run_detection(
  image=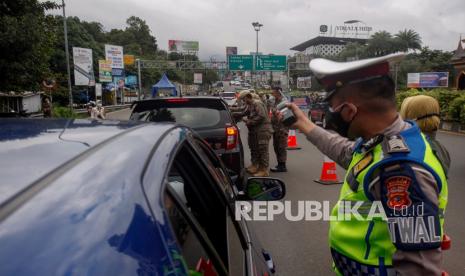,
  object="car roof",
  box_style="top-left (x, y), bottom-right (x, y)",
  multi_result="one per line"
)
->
top-left (0, 118), bottom-right (165, 205)
top-left (0, 119), bottom-right (189, 275)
